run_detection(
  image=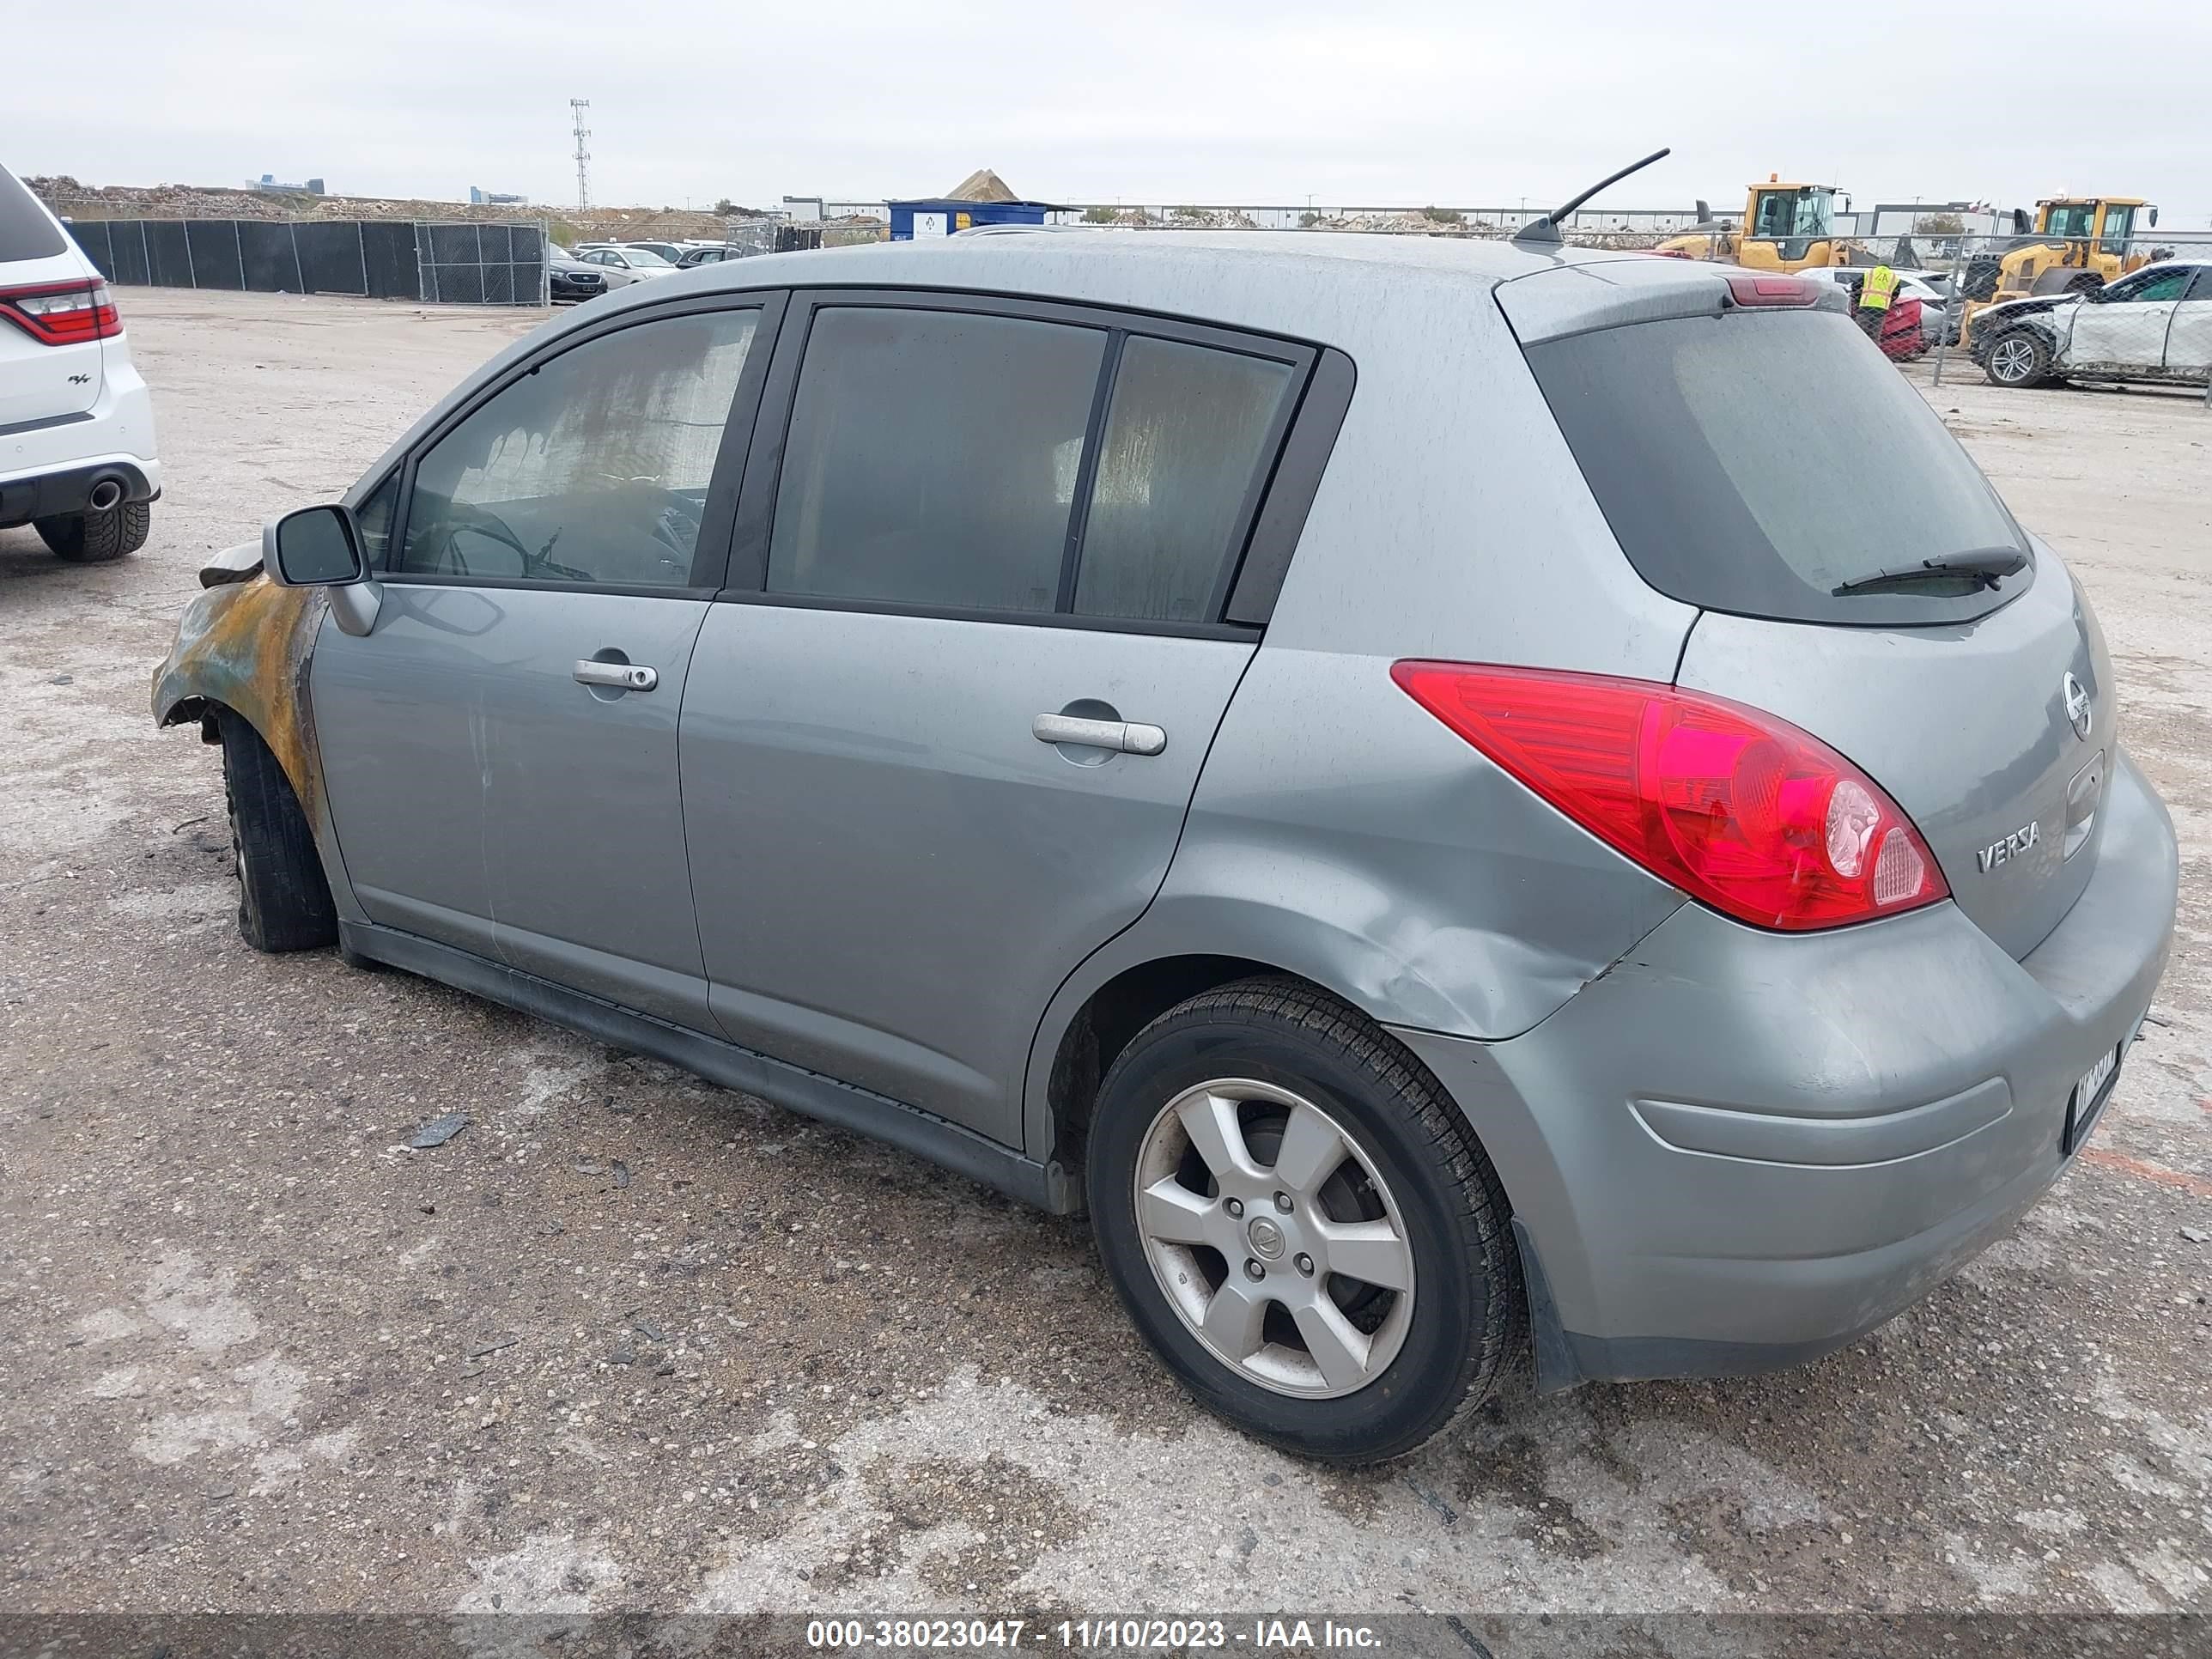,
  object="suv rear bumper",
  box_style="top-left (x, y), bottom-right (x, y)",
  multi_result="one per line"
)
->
top-left (0, 455), bottom-right (160, 527)
top-left (1394, 746), bottom-right (2179, 1386)
top-left (0, 341), bottom-right (159, 527)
